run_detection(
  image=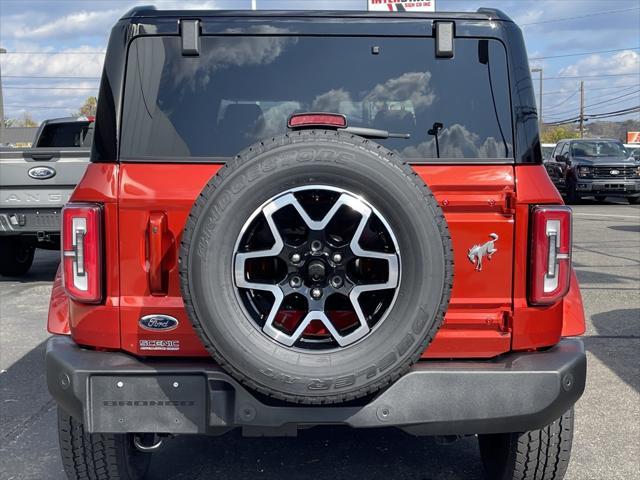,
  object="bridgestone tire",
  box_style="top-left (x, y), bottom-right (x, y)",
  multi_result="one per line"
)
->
top-left (180, 130), bottom-right (453, 404)
top-left (0, 237), bottom-right (35, 276)
top-left (478, 408), bottom-right (575, 480)
top-left (57, 408), bottom-right (151, 480)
